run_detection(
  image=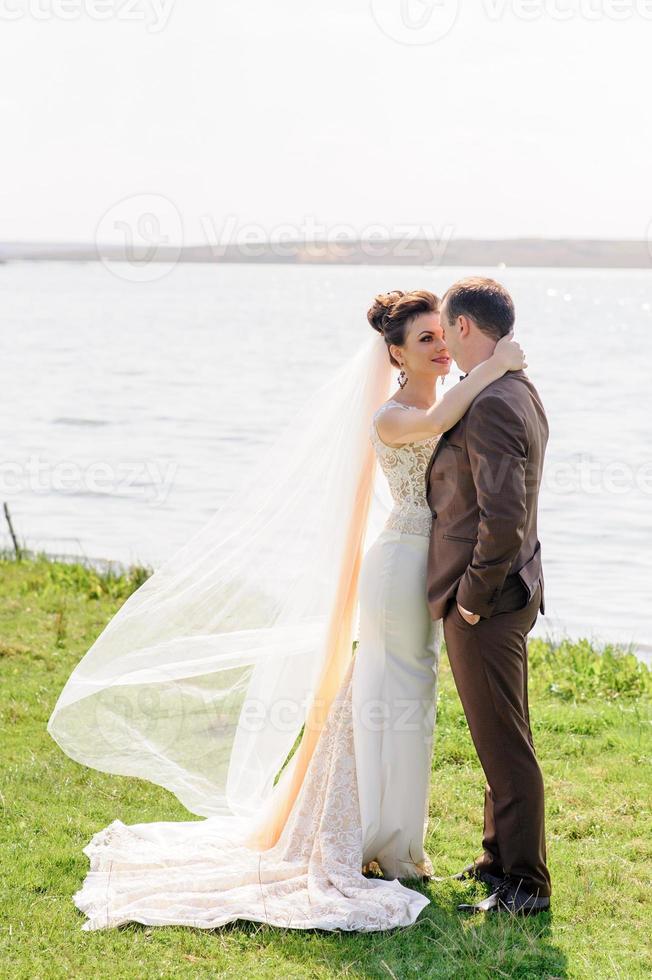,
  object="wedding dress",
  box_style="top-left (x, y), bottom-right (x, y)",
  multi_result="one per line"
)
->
top-left (71, 398), bottom-right (443, 932)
